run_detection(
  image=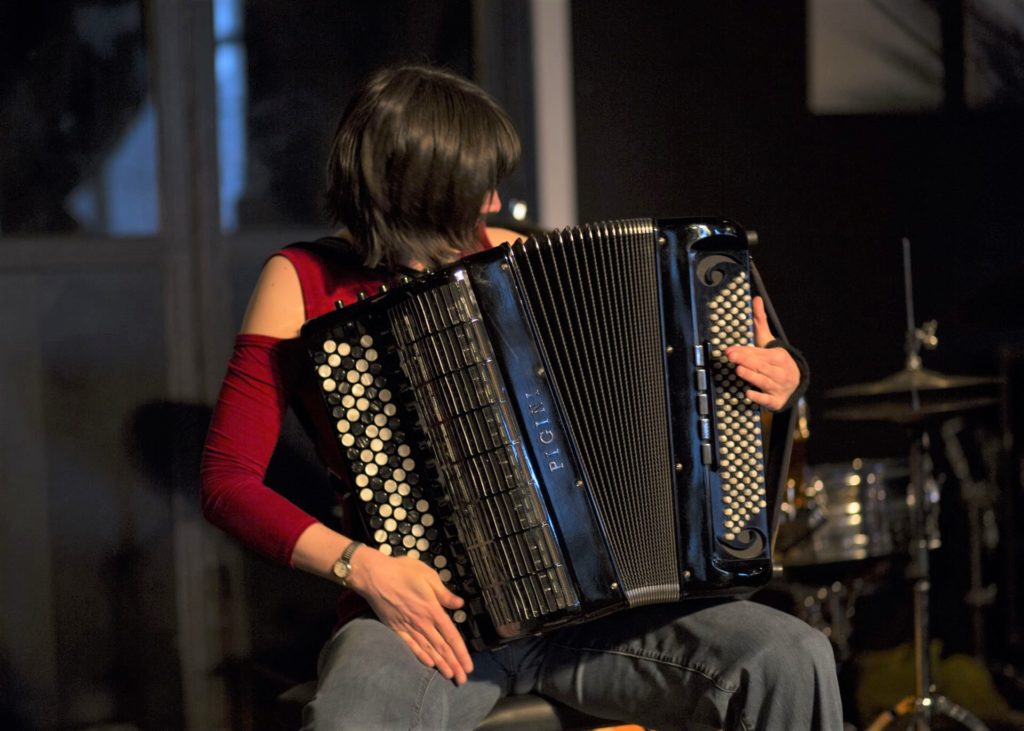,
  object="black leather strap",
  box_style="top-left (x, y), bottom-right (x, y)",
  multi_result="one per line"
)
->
top-left (765, 338), bottom-right (809, 411)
